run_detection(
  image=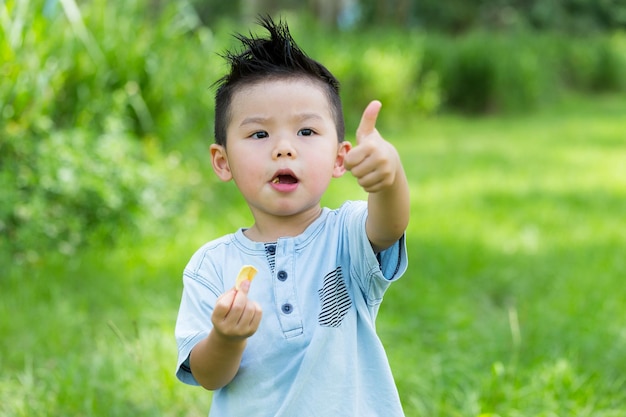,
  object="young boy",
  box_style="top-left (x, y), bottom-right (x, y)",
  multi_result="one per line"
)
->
top-left (175, 16), bottom-right (410, 416)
